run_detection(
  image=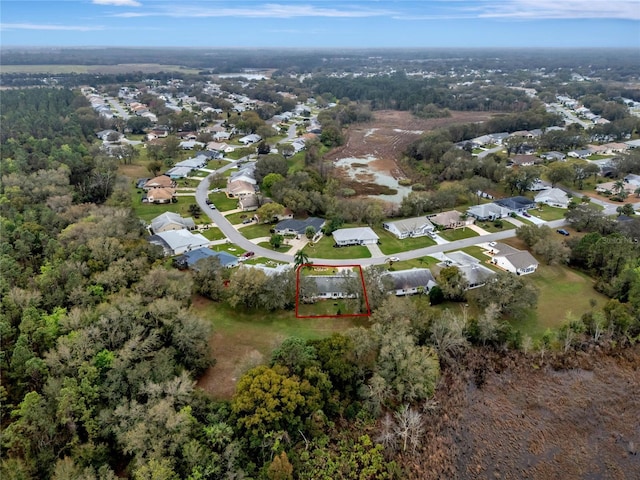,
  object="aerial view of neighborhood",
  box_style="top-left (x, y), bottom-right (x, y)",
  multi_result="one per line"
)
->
top-left (1, 1), bottom-right (639, 479)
